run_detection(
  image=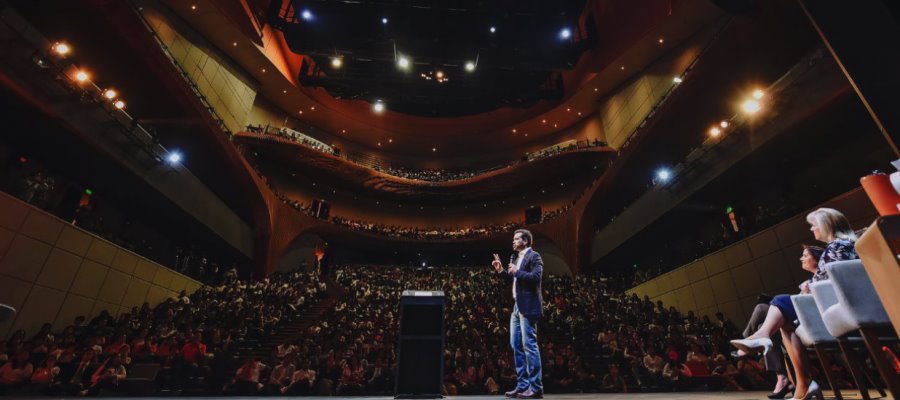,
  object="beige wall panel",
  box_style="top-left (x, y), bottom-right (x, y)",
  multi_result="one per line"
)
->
top-left (0, 275), bottom-right (33, 336)
top-left (69, 259), bottom-right (109, 298)
top-left (655, 274), bottom-right (673, 294)
top-left (730, 262), bottom-right (764, 299)
top-left (684, 261), bottom-right (707, 282)
top-left (747, 230), bottom-right (780, 258)
top-left (724, 243), bottom-right (753, 268)
top-left (133, 259), bottom-right (159, 282)
top-left (709, 271), bottom-right (738, 304)
top-left (774, 216), bottom-right (810, 248)
top-left (697, 307), bottom-right (717, 320)
top-left (13, 285), bottom-right (65, 335)
top-left (669, 269), bottom-right (690, 290)
top-left (169, 274), bottom-right (188, 293)
top-left (121, 278), bottom-right (151, 309)
top-left (36, 248), bottom-right (82, 291)
top-left (55, 226), bottom-right (92, 256)
top-left (702, 251), bottom-right (729, 276)
top-left (0, 227), bottom-right (14, 259)
top-left (97, 269), bottom-right (131, 304)
top-left (718, 299), bottom-right (747, 329)
top-left (145, 285), bottom-right (170, 305)
top-left (0, 234), bottom-right (52, 281)
top-left (53, 293), bottom-right (95, 329)
top-left (184, 281), bottom-right (201, 294)
top-left (691, 279), bottom-right (716, 310)
top-left (674, 285), bottom-right (696, 311)
top-left (0, 193), bottom-right (29, 230)
top-left (153, 266), bottom-right (174, 287)
top-left (753, 252), bottom-right (795, 292)
top-left (110, 249), bottom-right (138, 274)
top-left (85, 239), bottom-right (117, 265)
top-left (660, 292), bottom-right (676, 309)
top-left (19, 210), bottom-right (64, 244)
